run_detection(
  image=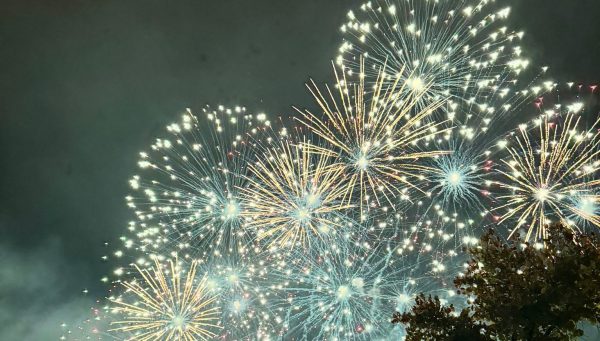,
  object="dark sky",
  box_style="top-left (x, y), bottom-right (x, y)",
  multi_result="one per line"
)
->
top-left (0, 0), bottom-right (599, 339)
